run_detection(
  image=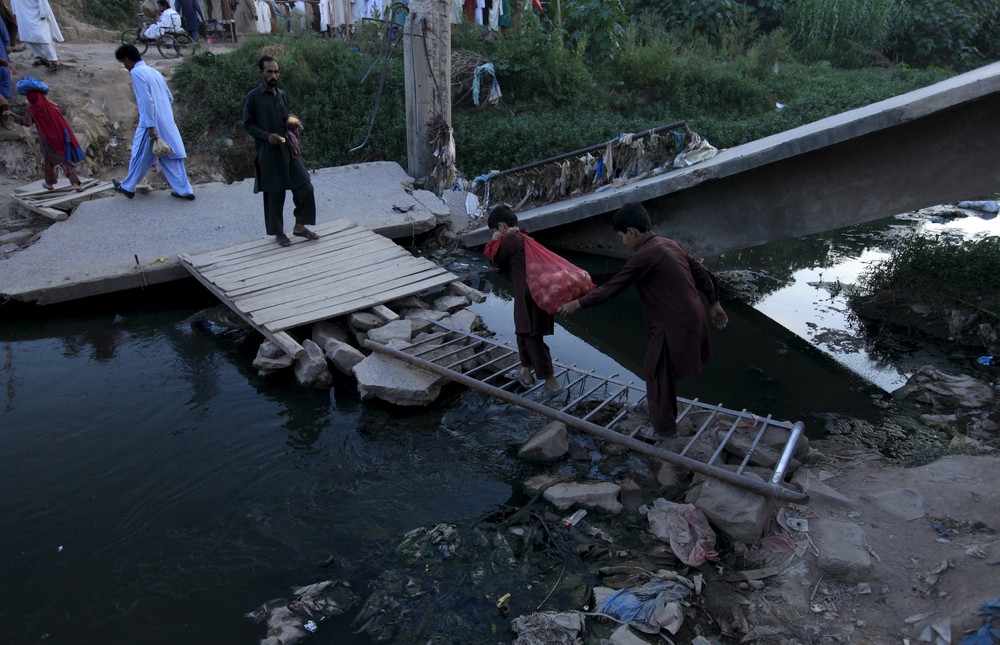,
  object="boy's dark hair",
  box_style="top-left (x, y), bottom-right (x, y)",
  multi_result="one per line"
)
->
top-left (115, 44), bottom-right (142, 63)
top-left (258, 55), bottom-right (277, 71)
top-left (157, 0), bottom-right (169, 7)
top-left (487, 205), bottom-right (518, 230)
top-left (612, 202), bottom-right (652, 233)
